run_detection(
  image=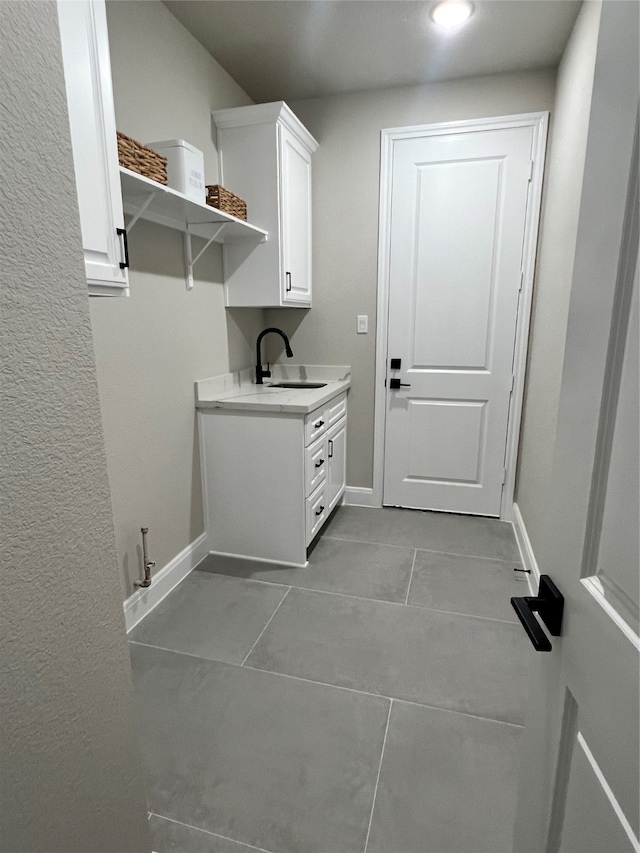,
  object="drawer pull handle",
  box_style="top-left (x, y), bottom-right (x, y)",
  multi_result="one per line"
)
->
top-left (315, 506), bottom-right (325, 516)
top-left (315, 420), bottom-right (325, 429)
top-left (328, 439), bottom-right (333, 458)
top-left (315, 459), bottom-right (324, 468)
